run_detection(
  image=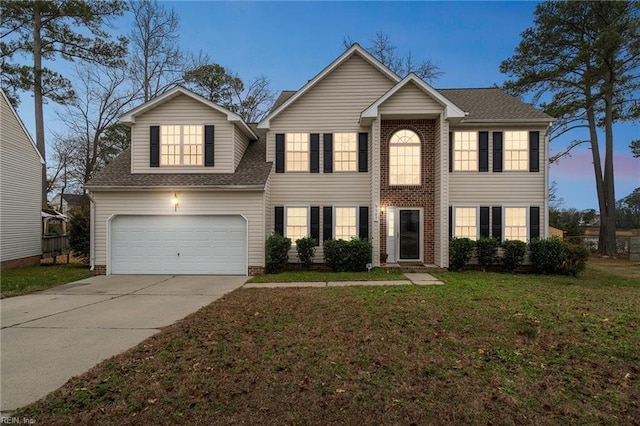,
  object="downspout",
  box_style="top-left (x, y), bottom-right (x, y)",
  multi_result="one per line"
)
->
top-left (543, 123), bottom-right (551, 239)
top-left (85, 189), bottom-right (96, 271)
